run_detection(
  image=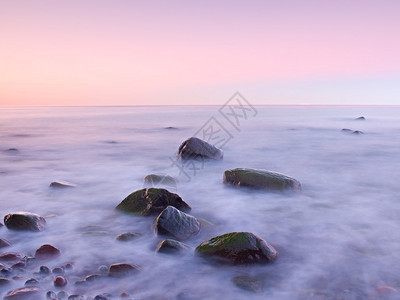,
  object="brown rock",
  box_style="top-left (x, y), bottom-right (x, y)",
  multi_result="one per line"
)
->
top-left (108, 263), bottom-right (138, 278)
top-left (3, 286), bottom-right (42, 300)
top-left (0, 238), bottom-right (11, 248)
top-left (0, 252), bottom-right (23, 262)
top-left (4, 212), bottom-right (46, 231)
top-left (35, 244), bottom-right (61, 259)
top-left (54, 275), bottom-right (68, 287)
